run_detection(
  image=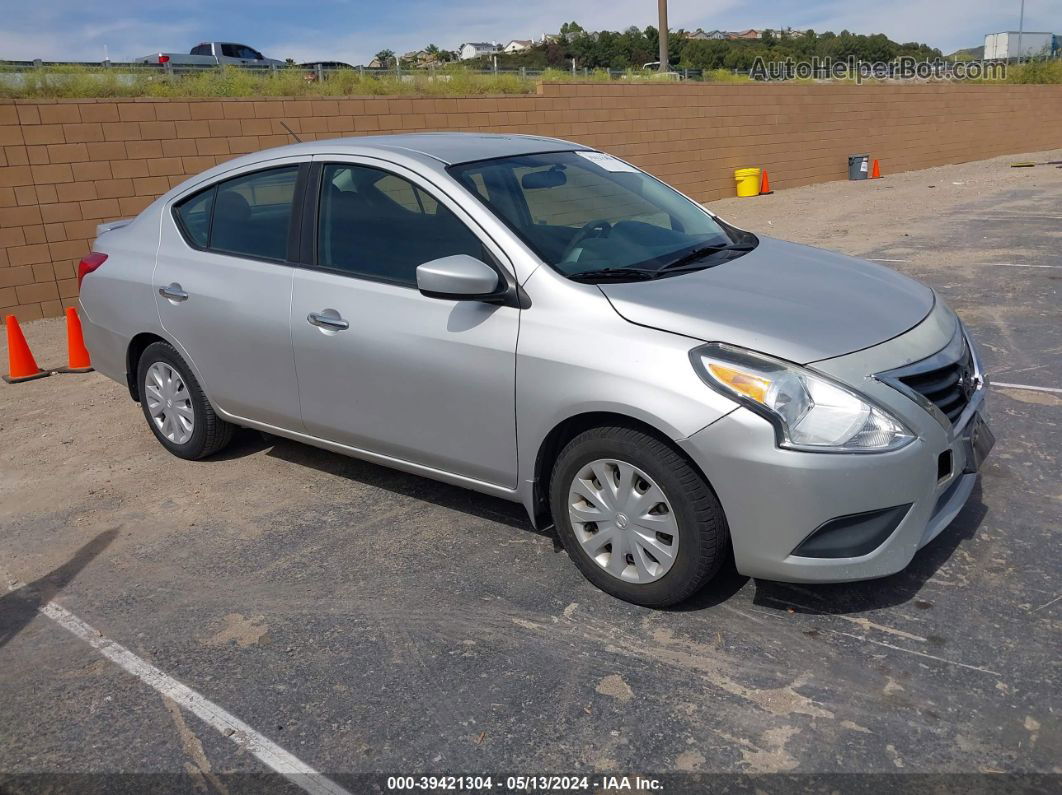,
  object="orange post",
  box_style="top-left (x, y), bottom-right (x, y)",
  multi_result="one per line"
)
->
top-left (58, 306), bottom-right (93, 373)
top-left (759, 170), bottom-right (773, 195)
top-left (870, 159), bottom-right (882, 179)
top-left (3, 315), bottom-right (49, 384)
